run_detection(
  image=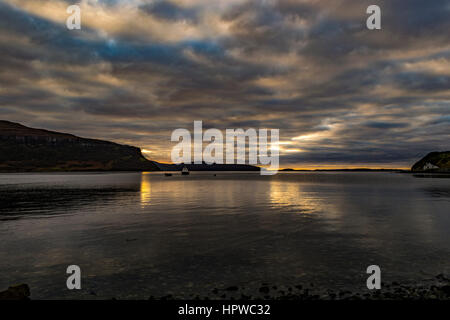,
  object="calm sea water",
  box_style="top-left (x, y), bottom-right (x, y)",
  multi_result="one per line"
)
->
top-left (0, 172), bottom-right (449, 299)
